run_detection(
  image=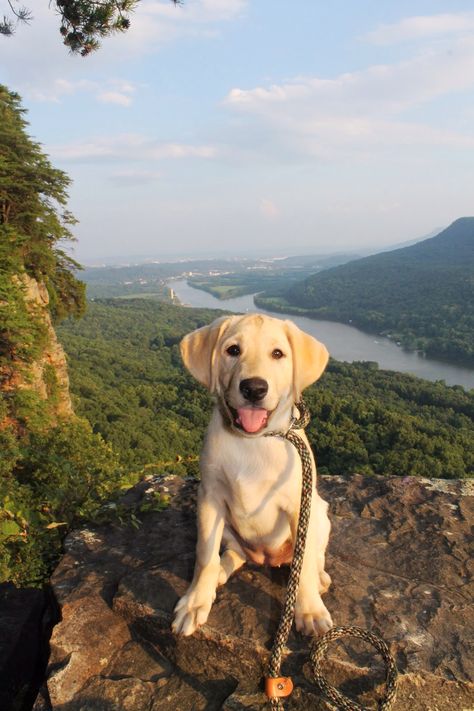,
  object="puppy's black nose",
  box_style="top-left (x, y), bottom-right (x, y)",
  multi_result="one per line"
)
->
top-left (239, 377), bottom-right (268, 403)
